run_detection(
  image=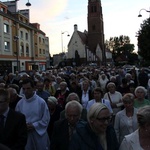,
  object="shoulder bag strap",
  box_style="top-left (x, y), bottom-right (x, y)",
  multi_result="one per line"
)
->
top-left (107, 92), bottom-right (112, 103)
